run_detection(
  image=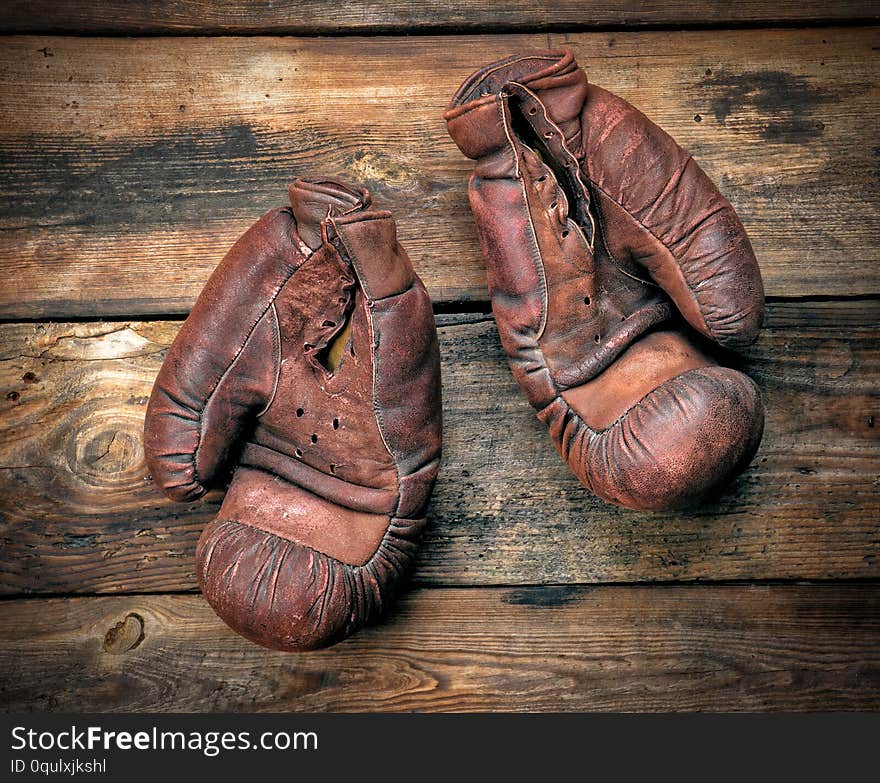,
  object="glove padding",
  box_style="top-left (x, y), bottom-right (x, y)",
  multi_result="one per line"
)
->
top-left (144, 178), bottom-right (442, 649)
top-left (445, 50), bottom-right (764, 510)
